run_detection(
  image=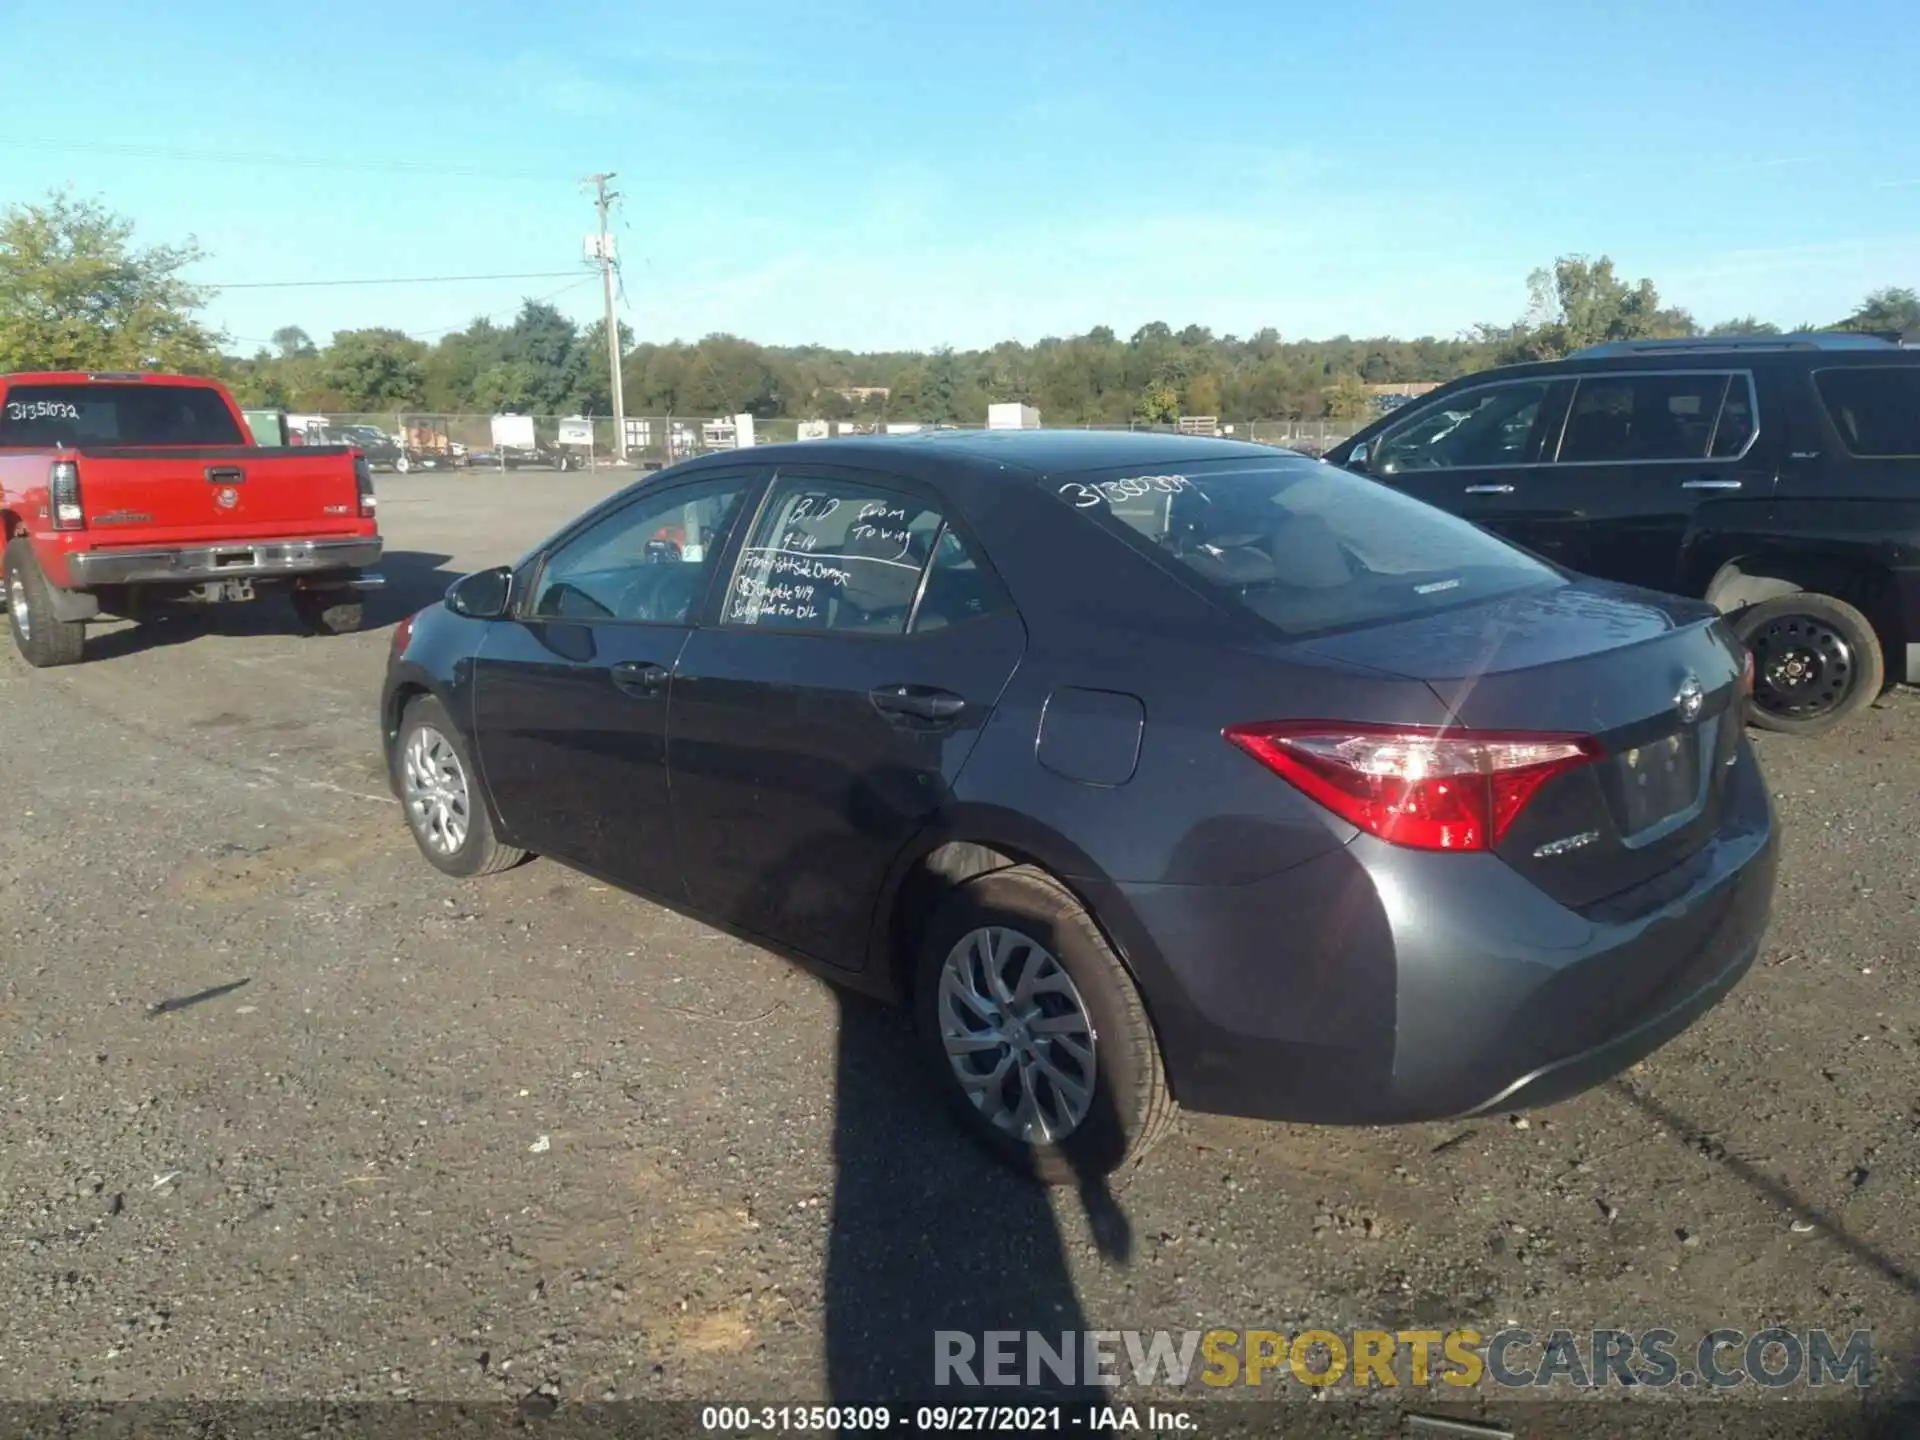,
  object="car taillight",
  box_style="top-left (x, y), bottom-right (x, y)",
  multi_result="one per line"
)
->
top-left (1738, 648), bottom-right (1755, 698)
top-left (391, 613), bottom-right (414, 655)
top-left (353, 452), bottom-right (377, 518)
top-left (1223, 721), bottom-right (1603, 852)
top-left (49, 459), bottom-right (84, 530)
